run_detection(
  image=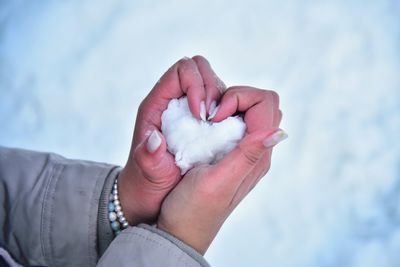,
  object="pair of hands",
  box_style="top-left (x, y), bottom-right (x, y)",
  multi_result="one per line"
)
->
top-left (118, 56), bottom-right (284, 254)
